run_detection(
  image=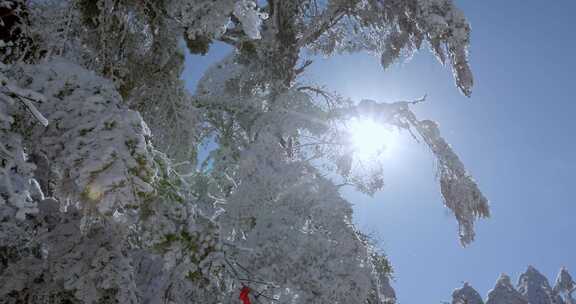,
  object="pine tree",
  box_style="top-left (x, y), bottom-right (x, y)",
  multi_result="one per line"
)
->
top-left (555, 267), bottom-right (576, 304)
top-left (486, 274), bottom-right (528, 304)
top-left (518, 266), bottom-right (565, 304)
top-left (1, 0), bottom-right (489, 303)
top-left (449, 267), bottom-right (576, 304)
top-left (452, 282), bottom-right (485, 304)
